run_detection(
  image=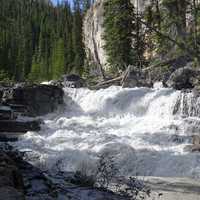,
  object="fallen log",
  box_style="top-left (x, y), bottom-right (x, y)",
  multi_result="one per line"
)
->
top-left (92, 76), bottom-right (123, 89)
top-left (142, 58), bottom-right (182, 72)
